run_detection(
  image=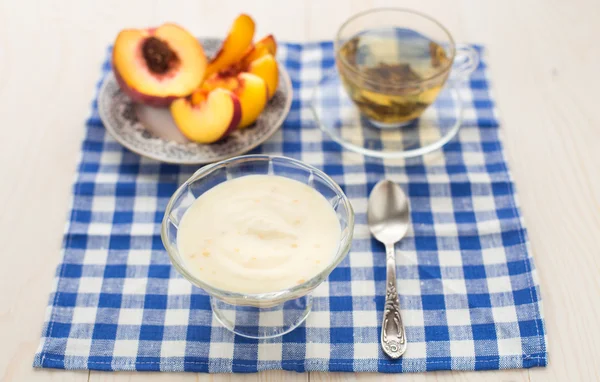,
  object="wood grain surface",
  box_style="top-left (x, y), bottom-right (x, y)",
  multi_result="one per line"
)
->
top-left (1, 0), bottom-right (598, 381)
